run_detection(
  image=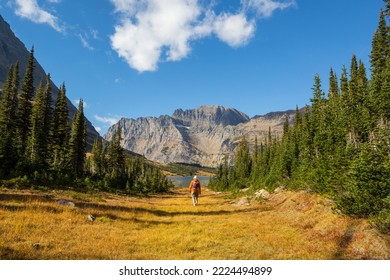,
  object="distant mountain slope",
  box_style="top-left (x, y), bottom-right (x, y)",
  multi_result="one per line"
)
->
top-left (0, 15), bottom-right (101, 146)
top-left (104, 105), bottom-right (295, 167)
